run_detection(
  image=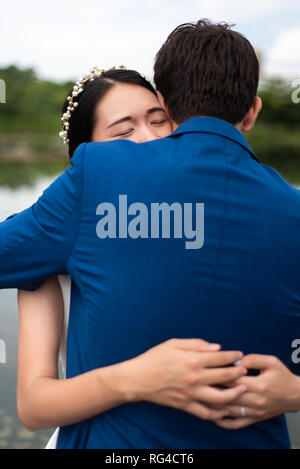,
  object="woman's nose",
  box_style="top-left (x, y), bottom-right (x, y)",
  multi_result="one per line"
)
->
top-left (135, 125), bottom-right (156, 143)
